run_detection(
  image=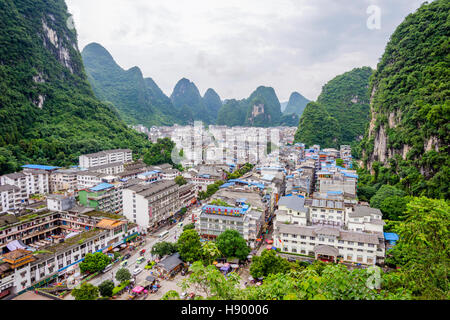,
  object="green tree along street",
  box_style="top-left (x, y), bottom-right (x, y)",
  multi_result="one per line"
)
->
top-left (177, 229), bottom-right (203, 263)
top-left (71, 282), bottom-right (100, 300)
top-left (98, 280), bottom-right (115, 297)
top-left (250, 249), bottom-right (291, 279)
top-left (115, 268), bottom-right (132, 283)
top-left (180, 260), bottom-right (411, 300)
top-left (151, 241), bottom-right (178, 258)
top-left (181, 261), bottom-right (241, 300)
top-left (183, 223), bottom-right (195, 231)
top-left (216, 229), bottom-right (250, 261)
top-left (79, 252), bottom-right (111, 274)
